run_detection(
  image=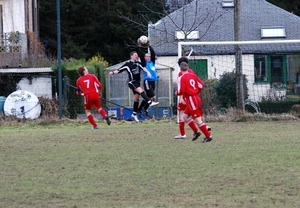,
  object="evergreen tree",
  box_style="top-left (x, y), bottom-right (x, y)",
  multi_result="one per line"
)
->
top-left (39, 0), bottom-right (164, 64)
top-left (267, 0), bottom-right (300, 16)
